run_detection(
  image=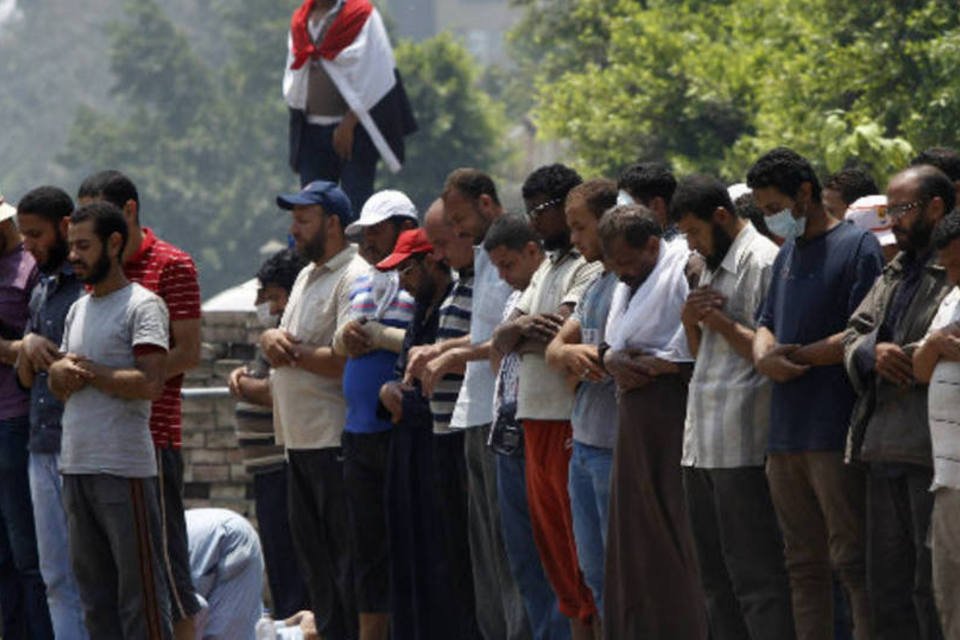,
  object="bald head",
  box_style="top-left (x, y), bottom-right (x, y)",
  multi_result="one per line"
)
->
top-left (424, 198), bottom-right (473, 270)
top-left (887, 165), bottom-right (955, 252)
